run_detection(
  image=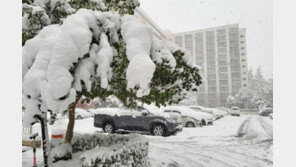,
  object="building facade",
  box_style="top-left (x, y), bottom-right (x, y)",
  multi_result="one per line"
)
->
top-left (169, 24), bottom-right (249, 107)
top-left (134, 8), bottom-right (168, 41)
